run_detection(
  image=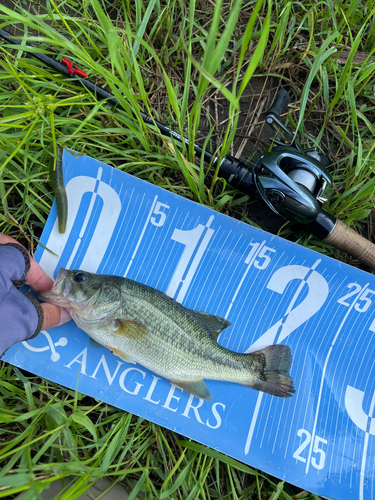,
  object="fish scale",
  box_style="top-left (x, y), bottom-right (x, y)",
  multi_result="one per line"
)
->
top-left (40, 268), bottom-right (296, 401)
